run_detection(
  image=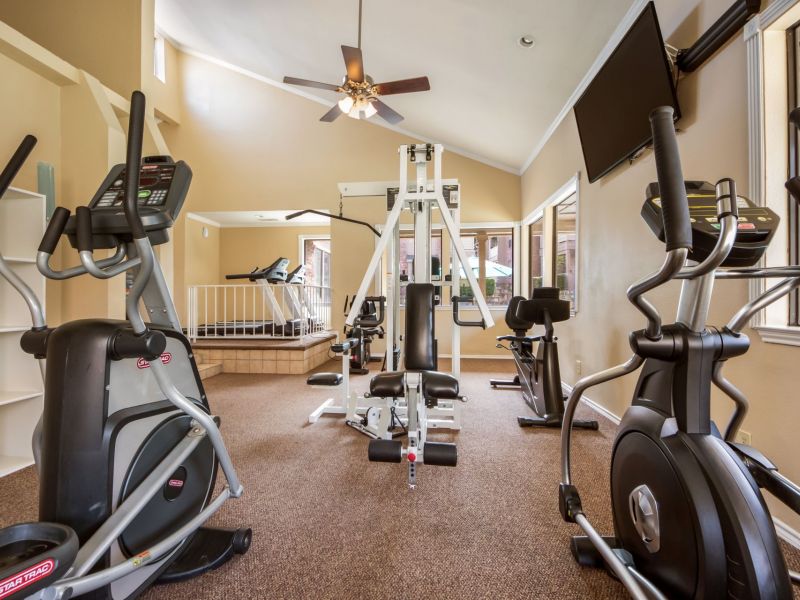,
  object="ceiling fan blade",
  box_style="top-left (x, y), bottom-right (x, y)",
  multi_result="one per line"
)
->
top-left (372, 100), bottom-right (404, 125)
top-left (341, 45), bottom-right (364, 82)
top-left (283, 76), bottom-right (341, 92)
top-left (320, 104), bottom-right (344, 122)
top-left (374, 76), bottom-right (430, 96)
